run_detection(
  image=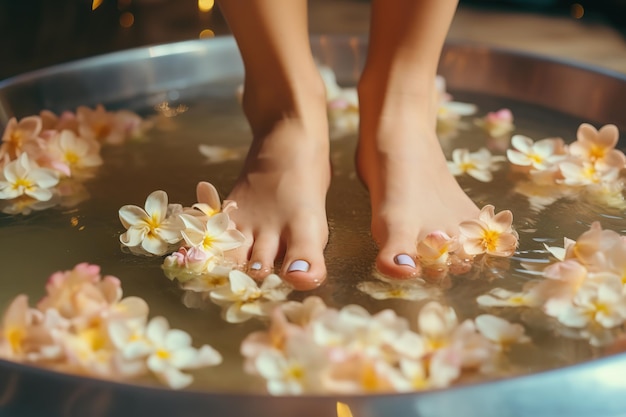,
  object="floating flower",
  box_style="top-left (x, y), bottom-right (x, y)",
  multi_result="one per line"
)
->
top-left (254, 333), bottom-right (327, 395)
top-left (179, 212), bottom-right (245, 256)
top-left (0, 116), bottom-right (43, 160)
top-left (44, 129), bottom-right (103, 178)
top-left (569, 123), bottom-right (625, 170)
top-left (458, 205), bottom-right (518, 257)
top-left (558, 160), bottom-right (619, 187)
top-left (210, 270), bottom-right (293, 323)
top-left (0, 264), bottom-right (222, 389)
top-left (416, 231), bottom-right (459, 266)
top-left (447, 148), bottom-right (504, 182)
top-left (477, 285), bottom-right (542, 308)
top-left (119, 190), bottom-right (184, 256)
top-left (554, 278), bottom-right (626, 329)
top-left (142, 316), bottom-right (222, 389)
top-left (357, 278), bottom-right (439, 301)
top-left (474, 314), bottom-right (530, 348)
top-left (0, 153), bottom-right (59, 201)
top-left (506, 135), bottom-right (566, 171)
top-left (475, 108), bottom-right (515, 137)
